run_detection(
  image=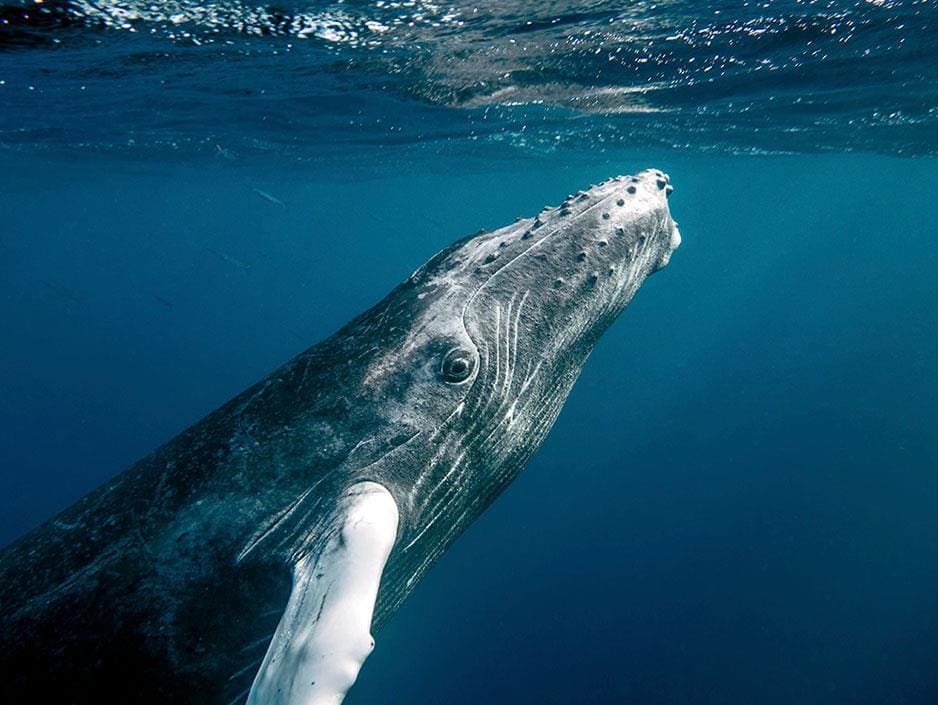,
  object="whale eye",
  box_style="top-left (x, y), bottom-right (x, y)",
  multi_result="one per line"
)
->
top-left (440, 348), bottom-right (475, 384)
